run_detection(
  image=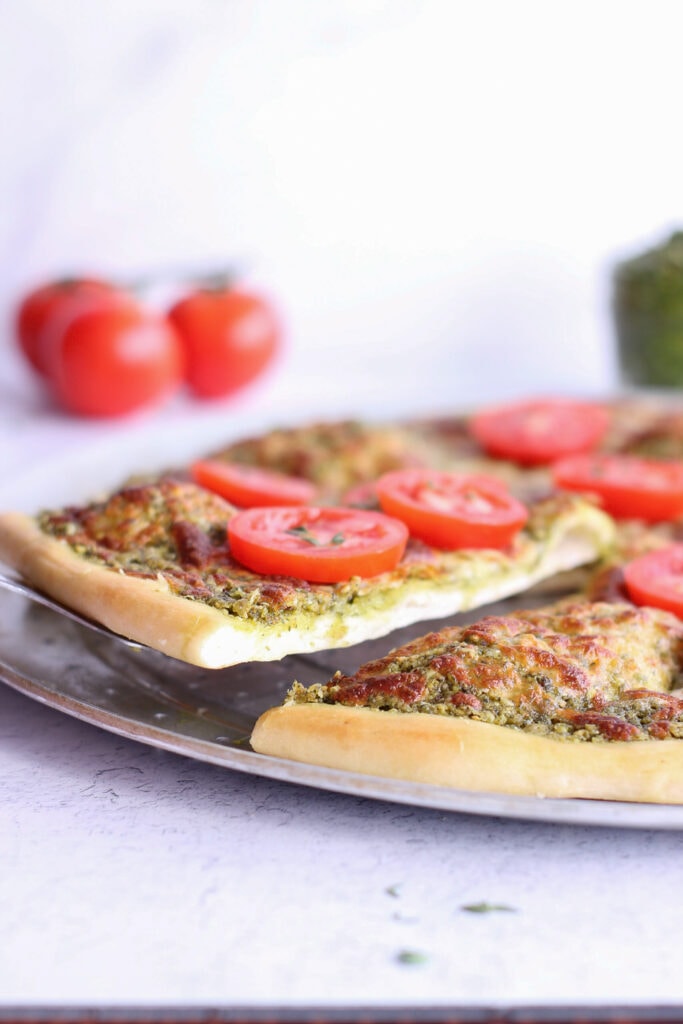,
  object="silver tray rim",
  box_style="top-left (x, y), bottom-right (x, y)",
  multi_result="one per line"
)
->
top-left (3, 600), bottom-right (683, 831)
